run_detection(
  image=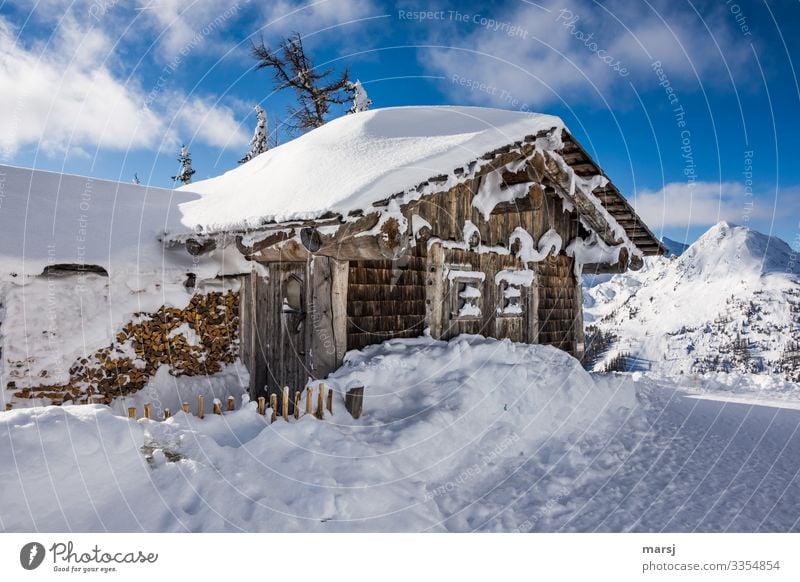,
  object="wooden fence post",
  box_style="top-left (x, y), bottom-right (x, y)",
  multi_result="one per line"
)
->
top-left (127, 406), bottom-right (137, 419)
top-left (227, 396), bottom-right (236, 412)
top-left (257, 396), bottom-right (266, 416)
top-left (143, 403), bottom-right (153, 420)
top-left (270, 394), bottom-right (277, 423)
top-left (213, 399), bottom-right (222, 415)
top-left (345, 386), bottom-right (364, 419)
top-left (197, 395), bottom-right (204, 419)
top-left (282, 387), bottom-right (289, 422)
top-left (326, 388), bottom-right (333, 414)
top-left (181, 402), bottom-right (190, 414)
top-left (294, 390), bottom-right (301, 419)
top-left (305, 387), bottom-right (312, 415)
top-left (316, 384), bottom-right (324, 419)
top-left (163, 408), bottom-right (171, 420)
